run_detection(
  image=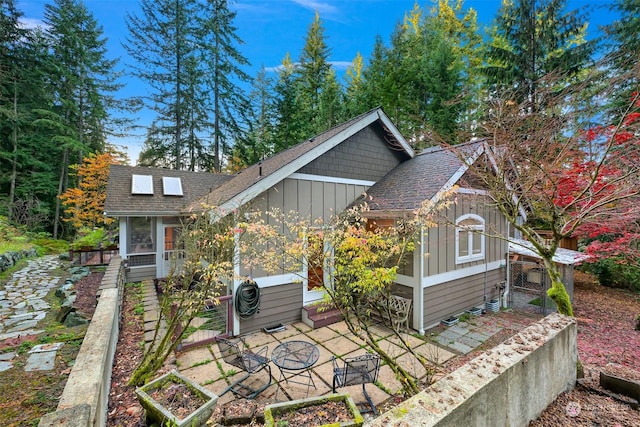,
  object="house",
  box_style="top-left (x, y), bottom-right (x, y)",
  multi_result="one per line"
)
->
top-left (105, 108), bottom-right (510, 335)
top-left (362, 142), bottom-right (509, 332)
